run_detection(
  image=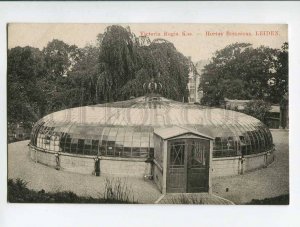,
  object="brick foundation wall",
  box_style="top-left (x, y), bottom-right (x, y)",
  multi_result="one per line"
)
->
top-left (29, 146), bottom-right (151, 177)
top-left (243, 153), bottom-right (266, 173)
top-left (212, 157), bottom-right (240, 177)
top-left (212, 149), bottom-right (275, 177)
top-left (59, 155), bottom-right (95, 174)
top-left (100, 159), bottom-right (151, 177)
